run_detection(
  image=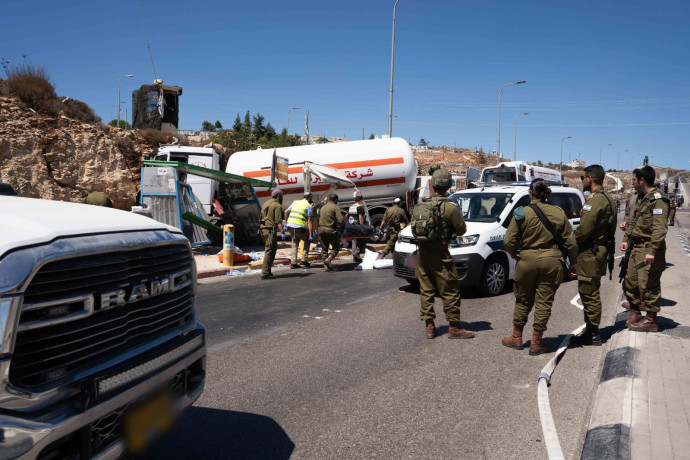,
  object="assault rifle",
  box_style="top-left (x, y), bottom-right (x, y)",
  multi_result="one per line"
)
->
top-left (618, 239), bottom-right (634, 283)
